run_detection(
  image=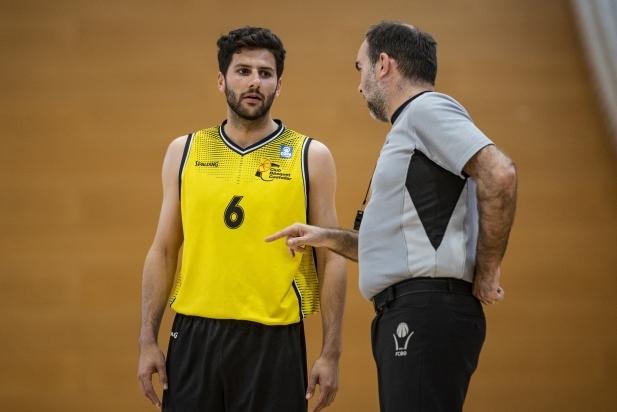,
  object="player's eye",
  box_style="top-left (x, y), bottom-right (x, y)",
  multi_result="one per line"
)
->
top-left (260, 71), bottom-right (272, 78)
